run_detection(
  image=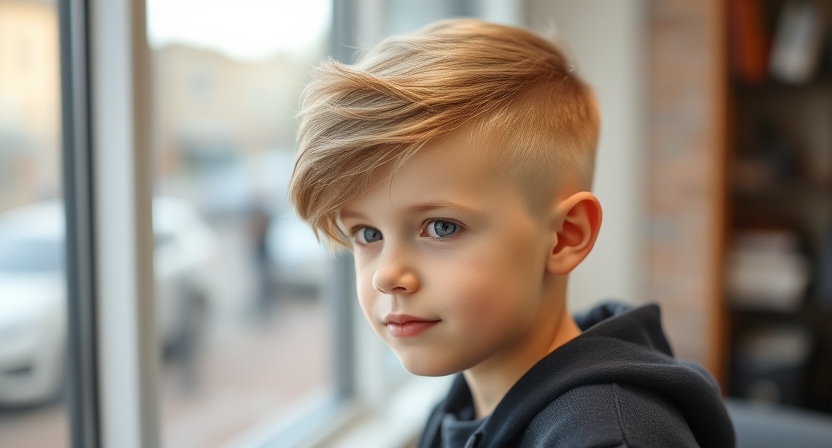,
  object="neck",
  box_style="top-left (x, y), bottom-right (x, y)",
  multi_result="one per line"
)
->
top-left (463, 279), bottom-right (581, 420)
